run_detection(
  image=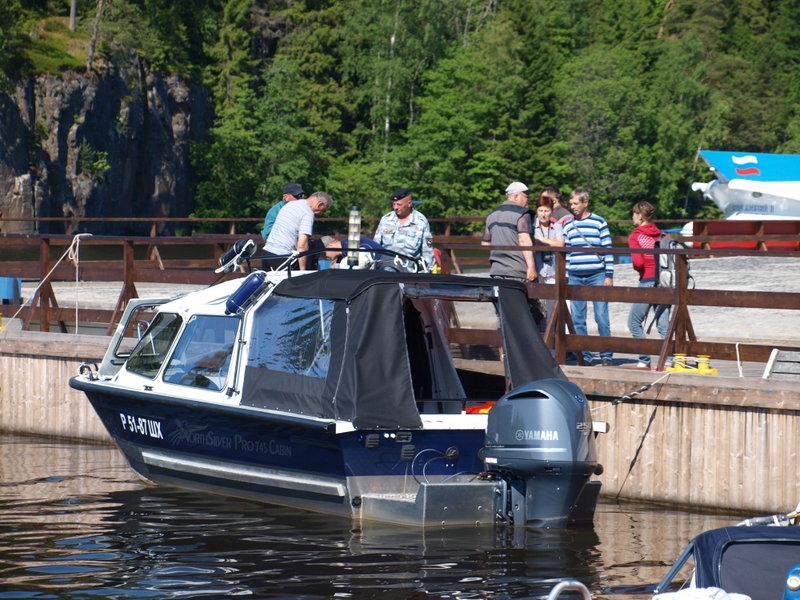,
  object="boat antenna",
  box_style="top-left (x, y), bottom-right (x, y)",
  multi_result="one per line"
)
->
top-left (344, 206), bottom-right (362, 269)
